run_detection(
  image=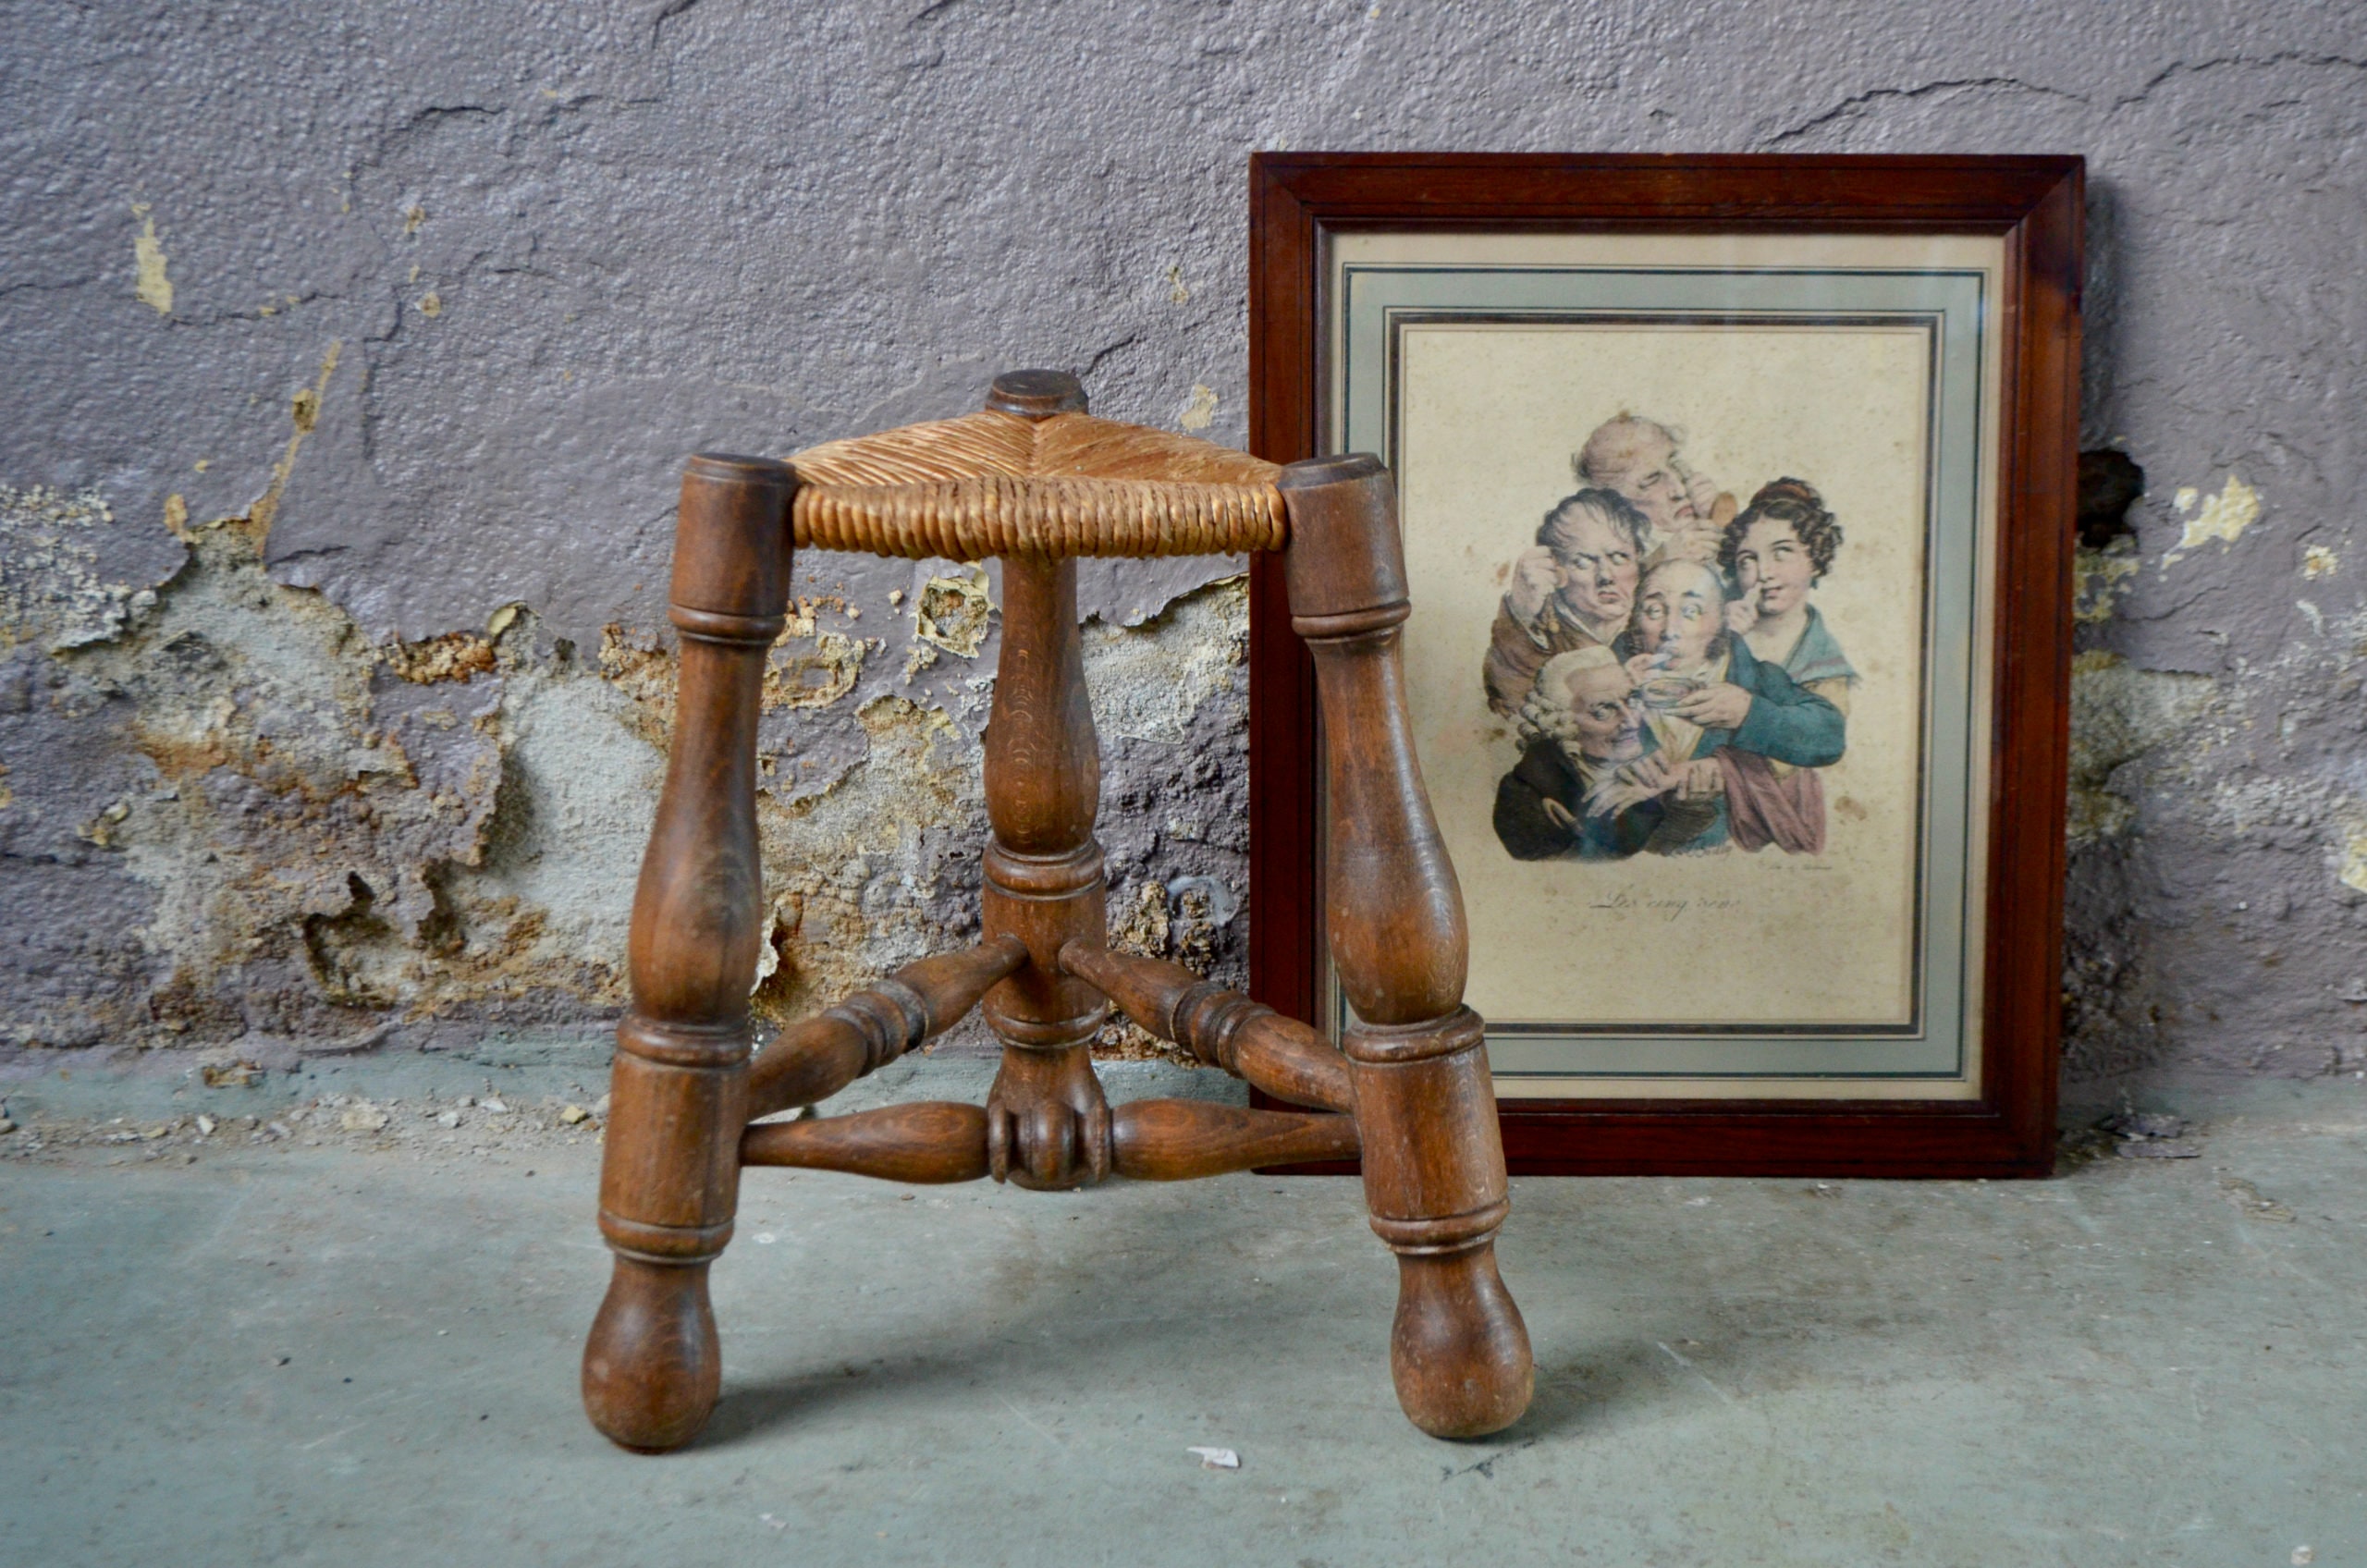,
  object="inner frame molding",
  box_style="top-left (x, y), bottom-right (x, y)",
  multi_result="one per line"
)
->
top-left (1324, 239), bottom-right (2004, 1097)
